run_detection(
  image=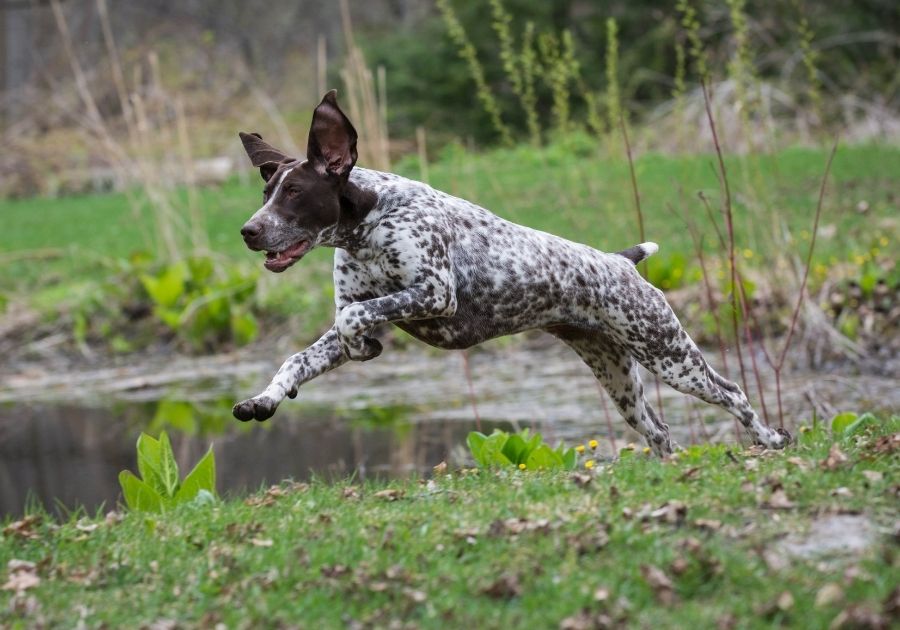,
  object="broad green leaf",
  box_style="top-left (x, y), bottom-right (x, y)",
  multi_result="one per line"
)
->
top-left (842, 412), bottom-right (877, 438)
top-left (561, 447), bottom-right (577, 470)
top-left (830, 412), bottom-right (858, 435)
top-left (466, 432), bottom-right (488, 467)
top-left (119, 470), bottom-right (164, 513)
top-left (140, 263), bottom-right (186, 308)
top-left (157, 432), bottom-right (181, 499)
top-left (230, 311), bottom-right (259, 345)
top-left (501, 434), bottom-right (528, 465)
top-left (174, 446), bottom-right (216, 504)
top-left (136, 433), bottom-right (165, 493)
top-left (187, 256), bottom-right (214, 285)
top-left (525, 444), bottom-right (563, 470)
top-left (481, 431), bottom-right (512, 467)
